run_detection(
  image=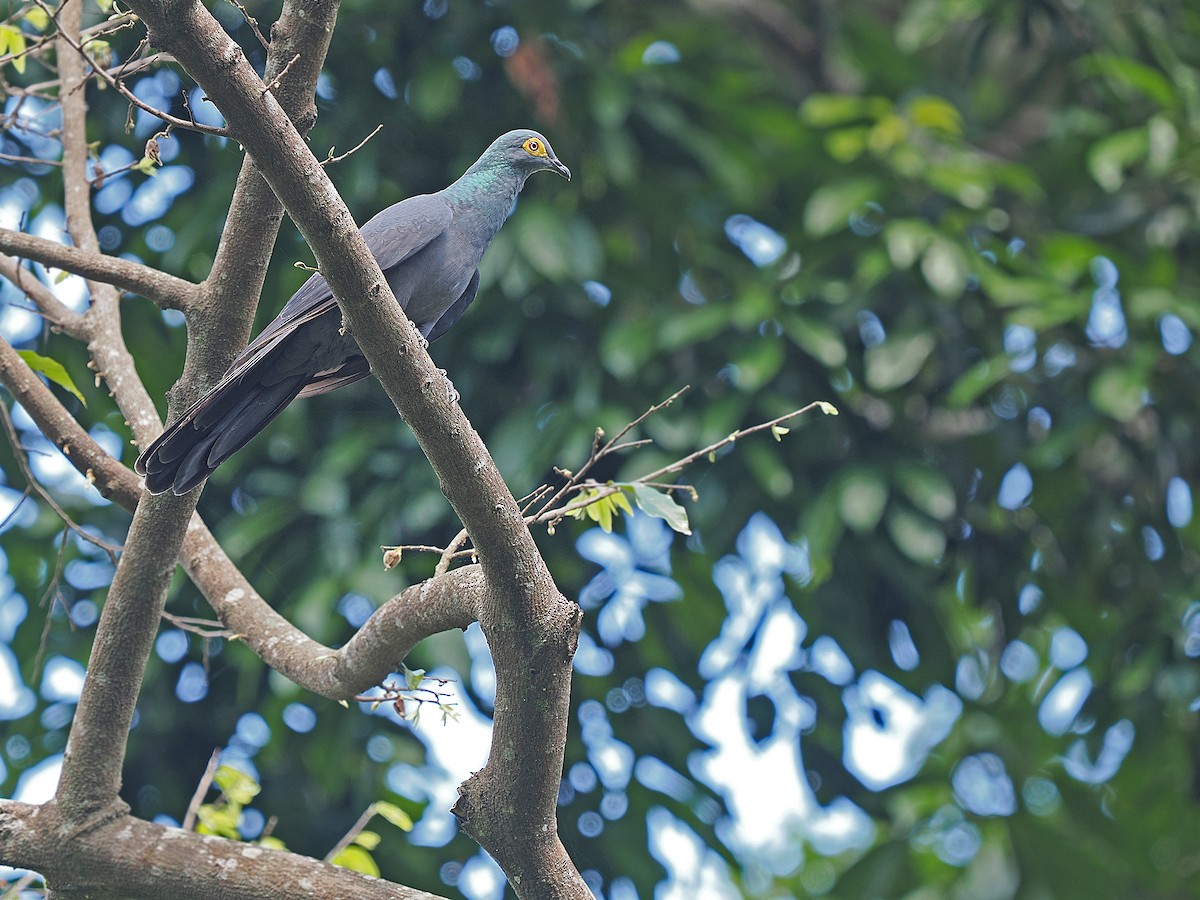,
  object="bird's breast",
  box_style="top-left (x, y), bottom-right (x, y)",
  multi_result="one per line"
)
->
top-left (386, 231), bottom-right (477, 329)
